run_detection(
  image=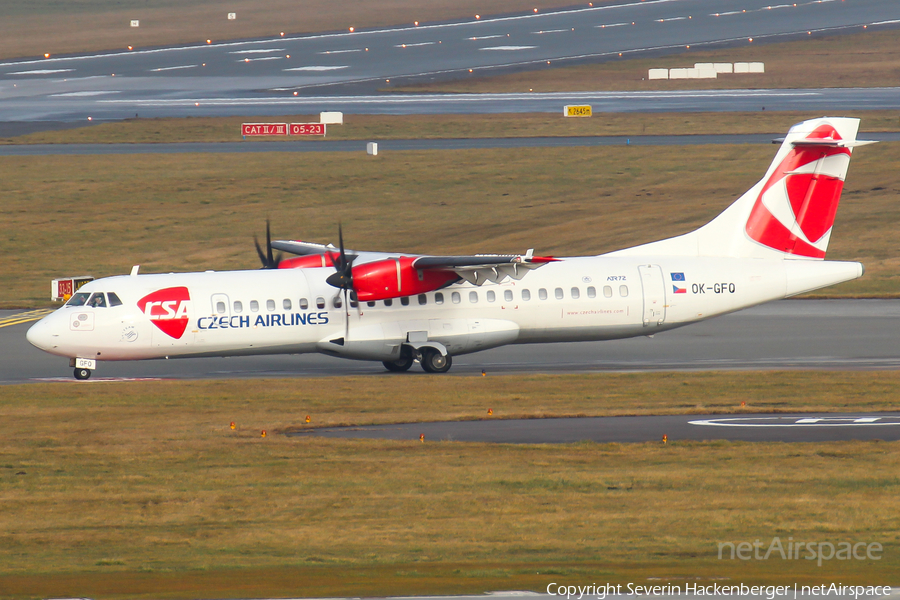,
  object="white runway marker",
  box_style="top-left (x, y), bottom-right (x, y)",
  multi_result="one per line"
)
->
top-left (467, 34), bottom-right (506, 40)
top-left (229, 48), bottom-right (286, 54)
top-left (236, 56), bottom-right (282, 62)
top-left (9, 69), bottom-right (74, 75)
top-left (283, 65), bottom-right (349, 72)
top-left (531, 29), bottom-right (570, 34)
top-left (149, 65), bottom-right (198, 72)
top-left (394, 41), bottom-right (436, 48)
top-left (595, 22), bottom-right (629, 28)
top-left (480, 46), bottom-right (536, 51)
top-left (50, 91), bottom-right (120, 97)
top-left (317, 49), bottom-right (362, 54)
